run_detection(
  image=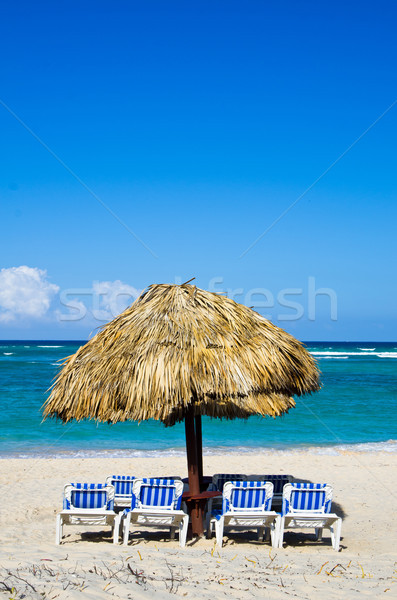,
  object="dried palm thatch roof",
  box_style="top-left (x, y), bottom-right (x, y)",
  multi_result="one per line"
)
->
top-left (43, 283), bottom-right (320, 426)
